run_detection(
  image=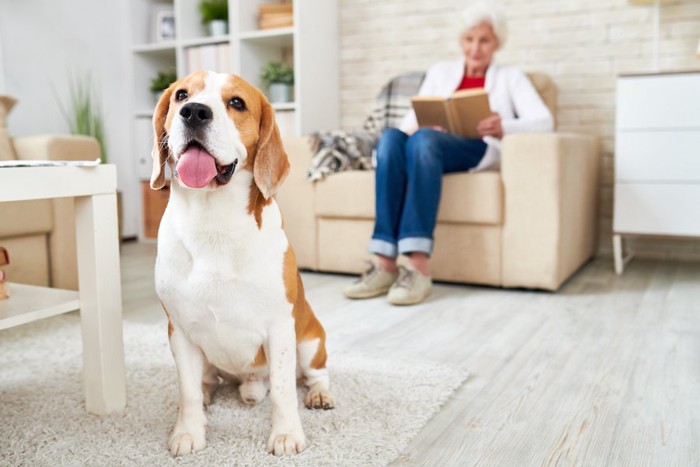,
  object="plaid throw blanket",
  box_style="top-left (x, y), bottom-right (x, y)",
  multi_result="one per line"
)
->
top-left (307, 71), bottom-right (425, 181)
